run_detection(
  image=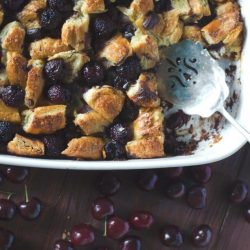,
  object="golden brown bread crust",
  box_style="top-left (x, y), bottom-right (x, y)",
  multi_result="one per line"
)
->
top-left (0, 69), bottom-right (8, 86)
top-left (22, 105), bottom-right (66, 134)
top-left (0, 100), bottom-right (21, 123)
top-left (29, 38), bottom-right (71, 59)
top-left (25, 60), bottom-right (45, 108)
top-left (223, 23), bottom-right (243, 45)
top-left (183, 0), bottom-right (210, 21)
top-left (131, 30), bottom-right (159, 69)
top-left (127, 73), bottom-right (160, 108)
top-left (48, 50), bottom-right (90, 83)
top-left (130, 0), bottom-right (154, 21)
top-left (6, 52), bottom-right (28, 88)
top-left (62, 136), bottom-right (105, 159)
top-left (182, 25), bottom-right (203, 43)
top-left (133, 107), bottom-right (164, 140)
top-left (99, 35), bottom-right (133, 66)
top-left (61, 14), bottom-right (90, 51)
top-left (17, 0), bottom-right (47, 29)
top-left (74, 111), bottom-right (110, 135)
top-left (7, 134), bottom-right (44, 156)
top-left (83, 86), bottom-right (125, 122)
top-left (0, 21), bottom-right (25, 53)
top-left (81, 0), bottom-right (105, 13)
top-left (126, 136), bottom-right (165, 159)
top-left (0, 4), bottom-right (4, 26)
